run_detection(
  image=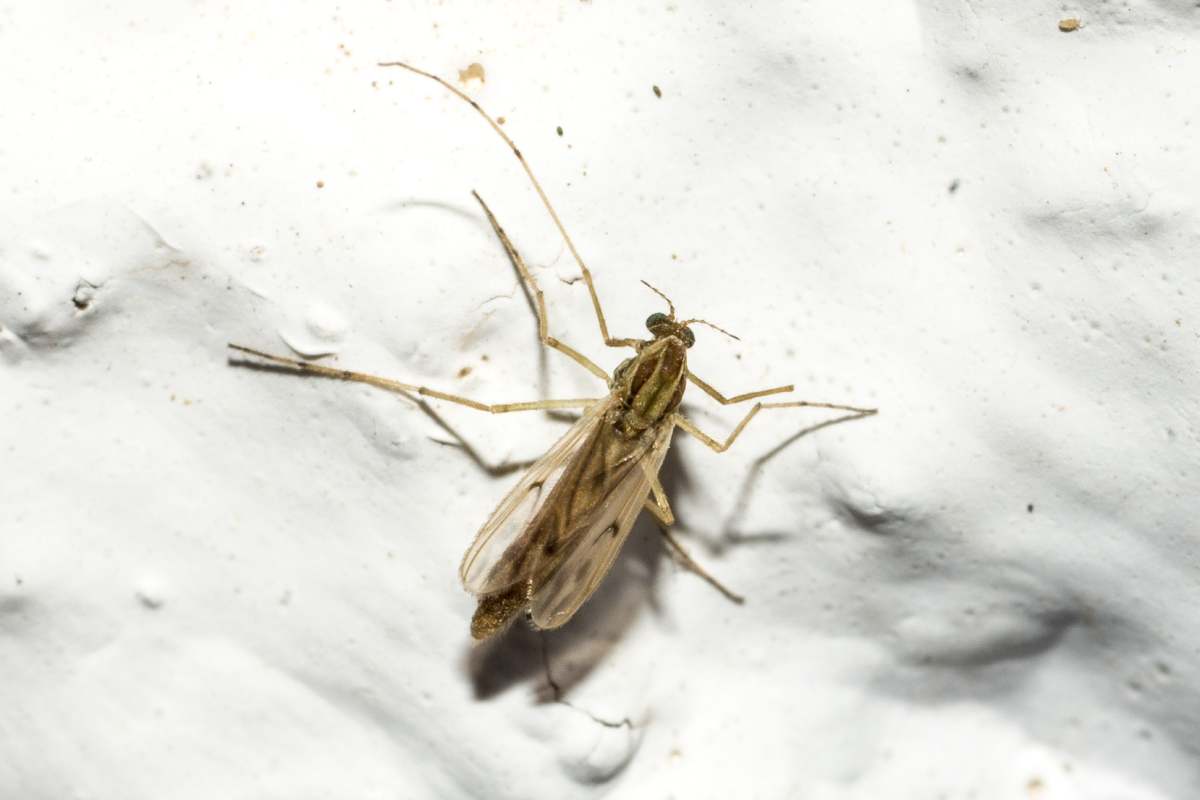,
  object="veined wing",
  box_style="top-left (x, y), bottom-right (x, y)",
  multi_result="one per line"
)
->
top-left (460, 398), bottom-right (613, 594)
top-left (530, 417), bottom-right (675, 630)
